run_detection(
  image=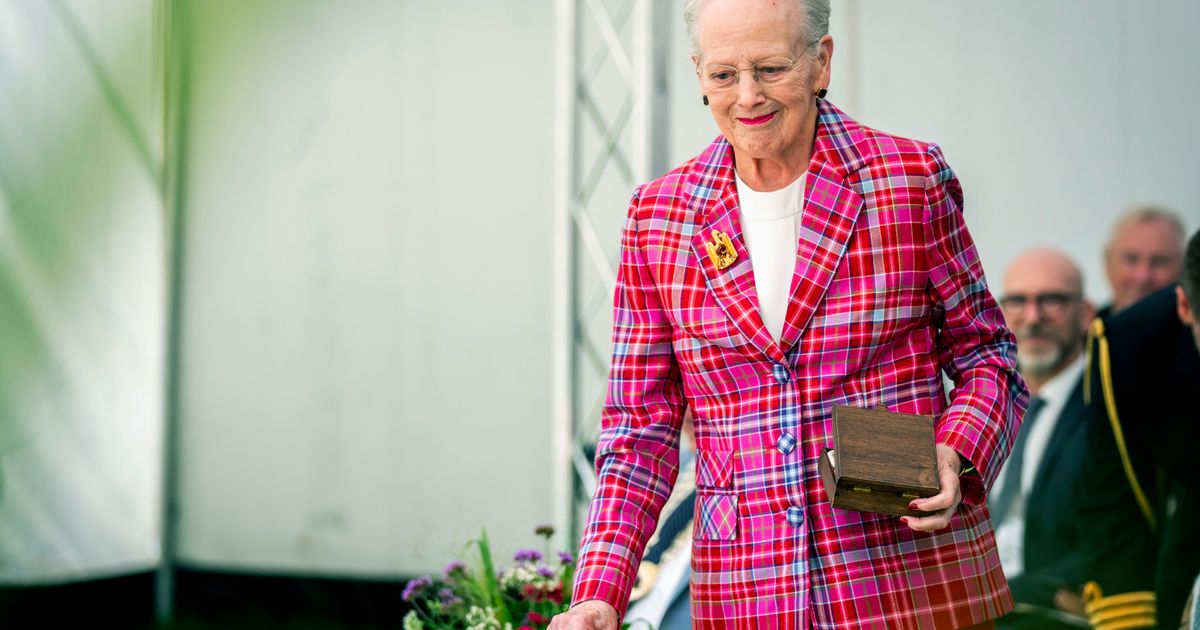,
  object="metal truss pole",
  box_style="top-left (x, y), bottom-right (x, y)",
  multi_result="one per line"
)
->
top-left (157, 0), bottom-right (191, 622)
top-left (552, 0), bottom-right (581, 549)
top-left (554, 0), bottom-right (671, 545)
